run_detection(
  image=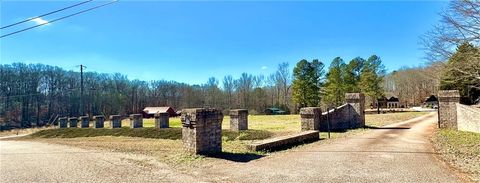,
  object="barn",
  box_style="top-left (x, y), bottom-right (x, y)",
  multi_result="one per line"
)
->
top-left (142, 107), bottom-right (178, 118)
